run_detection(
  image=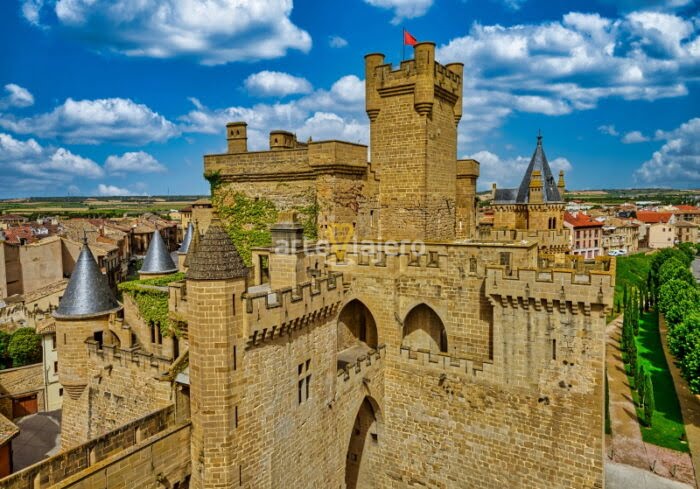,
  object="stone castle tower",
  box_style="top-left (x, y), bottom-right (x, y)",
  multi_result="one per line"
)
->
top-left (366, 43), bottom-right (463, 241)
top-left (53, 238), bottom-right (122, 448)
top-left (186, 219), bottom-right (248, 488)
top-left (22, 43), bottom-right (614, 489)
top-left (491, 134), bottom-right (570, 252)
